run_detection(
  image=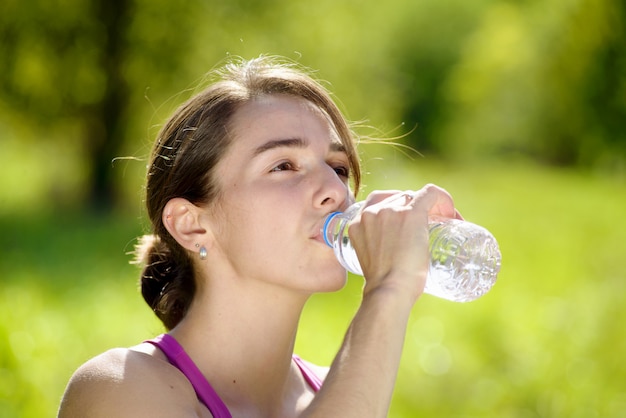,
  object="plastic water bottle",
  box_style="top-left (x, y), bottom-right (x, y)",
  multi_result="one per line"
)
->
top-left (322, 201), bottom-right (501, 302)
